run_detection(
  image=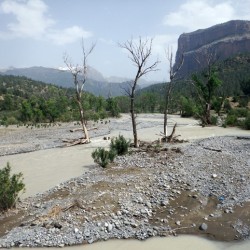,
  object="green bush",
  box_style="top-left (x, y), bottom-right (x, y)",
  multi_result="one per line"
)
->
top-left (228, 108), bottom-right (248, 117)
top-left (0, 162), bottom-right (25, 211)
top-left (223, 99), bottom-right (232, 112)
top-left (91, 148), bottom-right (116, 168)
top-left (211, 115), bottom-right (218, 125)
top-left (225, 114), bottom-right (238, 126)
top-left (110, 135), bottom-right (130, 155)
top-left (244, 113), bottom-right (250, 130)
